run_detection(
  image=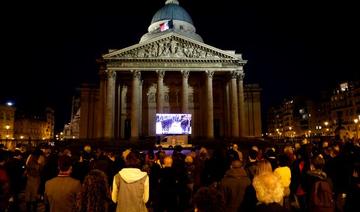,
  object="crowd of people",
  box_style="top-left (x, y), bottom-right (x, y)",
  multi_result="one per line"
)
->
top-left (0, 138), bottom-right (359, 212)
